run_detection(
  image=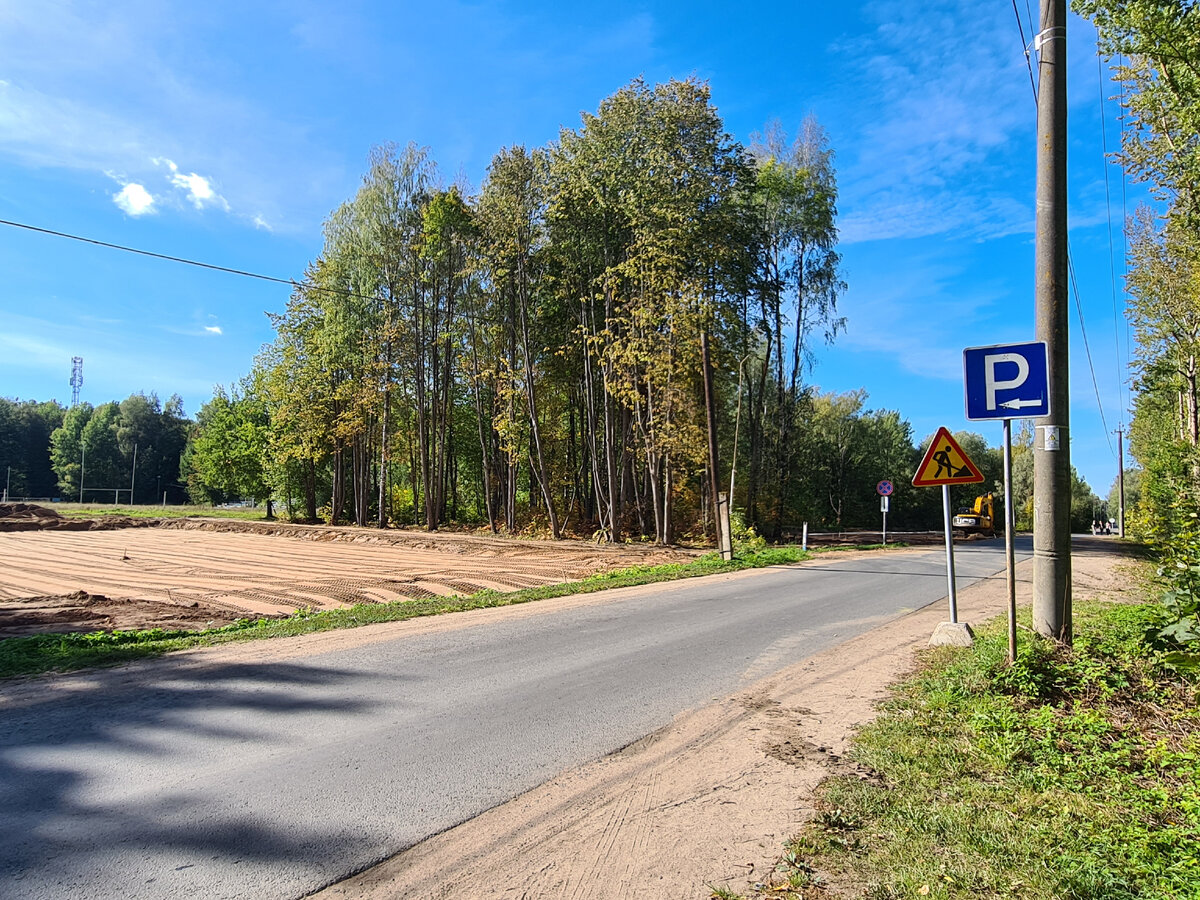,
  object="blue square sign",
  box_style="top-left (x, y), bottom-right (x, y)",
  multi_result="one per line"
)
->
top-left (963, 341), bottom-right (1050, 420)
